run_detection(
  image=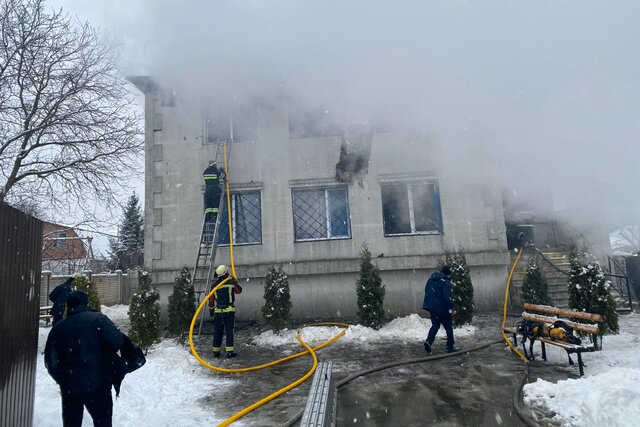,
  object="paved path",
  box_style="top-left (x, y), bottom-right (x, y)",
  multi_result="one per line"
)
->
top-left (194, 315), bottom-right (563, 426)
